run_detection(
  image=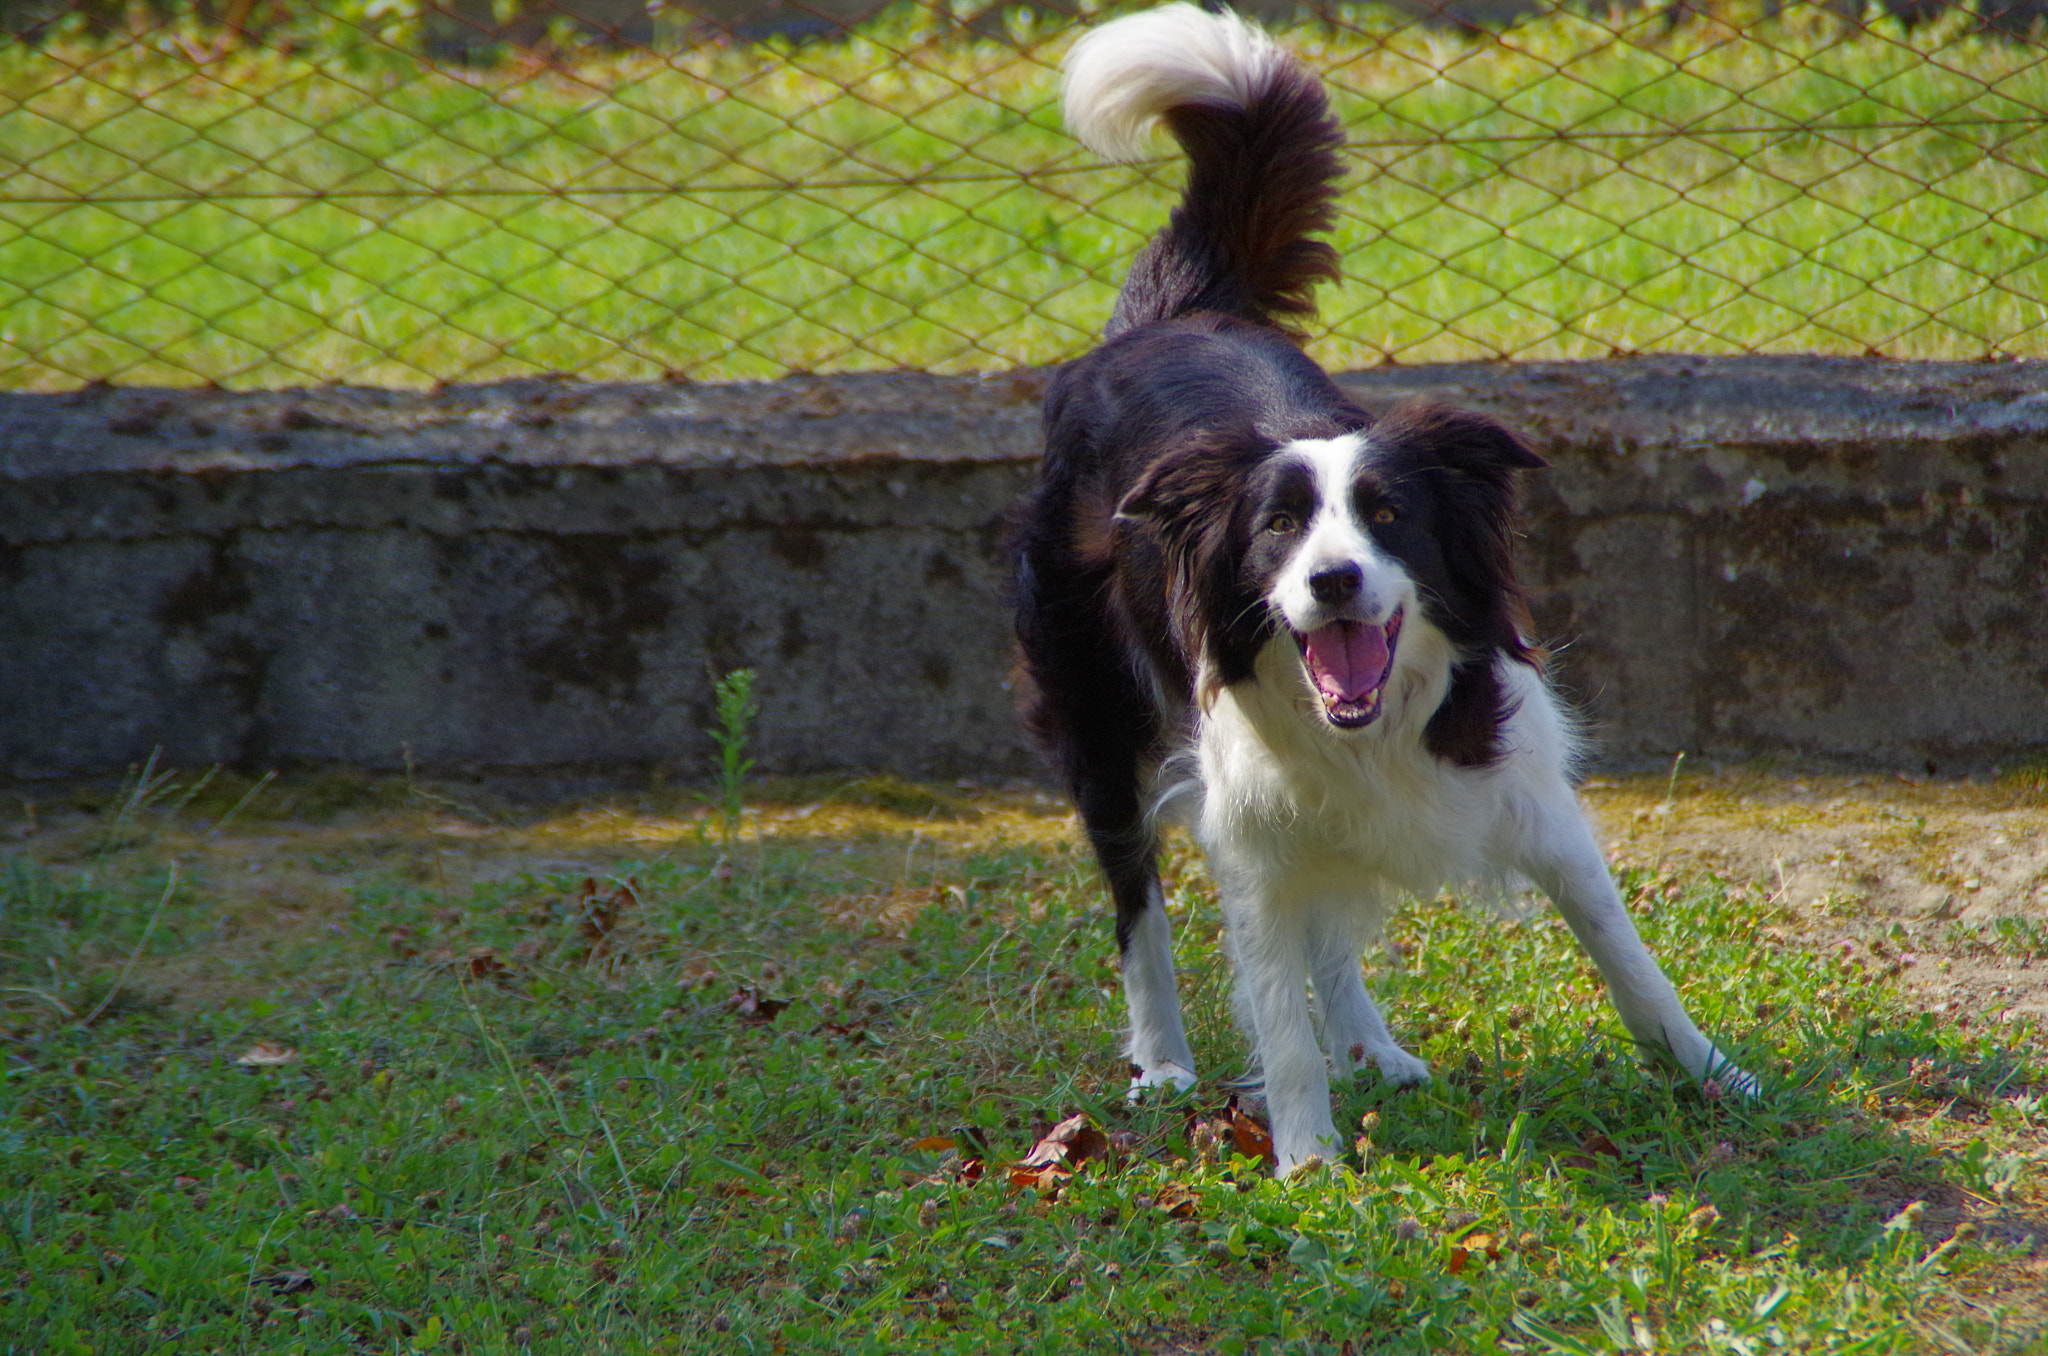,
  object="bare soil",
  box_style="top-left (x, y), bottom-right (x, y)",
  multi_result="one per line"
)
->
top-left (1582, 767), bottom-right (2048, 1032)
